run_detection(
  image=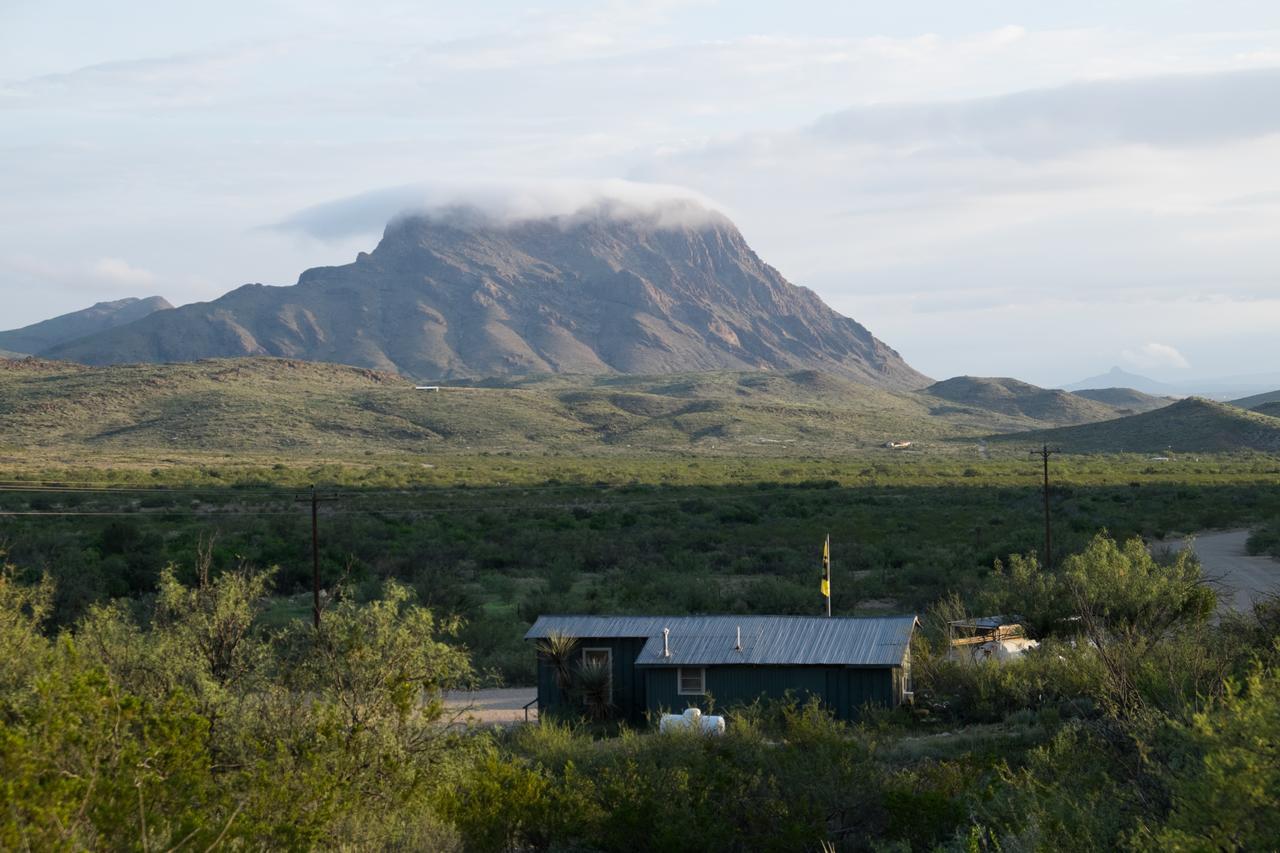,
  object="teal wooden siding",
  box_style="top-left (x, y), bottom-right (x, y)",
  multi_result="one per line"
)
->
top-left (643, 665), bottom-right (900, 720)
top-left (536, 636), bottom-right (650, 722)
